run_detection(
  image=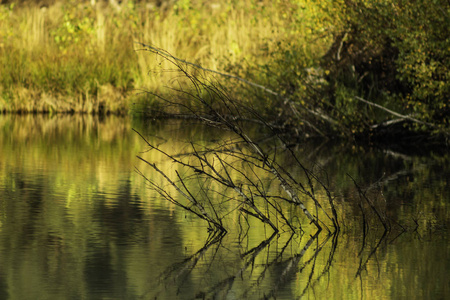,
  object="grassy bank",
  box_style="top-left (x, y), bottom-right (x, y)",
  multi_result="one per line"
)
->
top-left (0, 0), bottom-right (327, 114)
top-left (1, 0), bottom-right (448, 143)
